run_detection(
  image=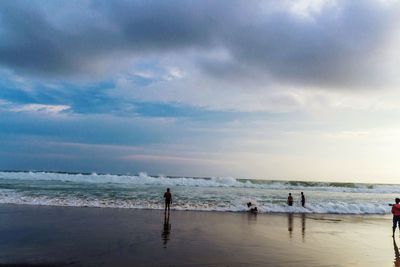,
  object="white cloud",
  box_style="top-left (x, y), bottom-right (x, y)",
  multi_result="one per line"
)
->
top-left (163, 67), bottom-right (184, 80)
top-left (289, 0), bottom-right (338, 19)
top-left (9, 104), bottom-right (70, 115)
top-left (0, 99), bottom-right (10, 106)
